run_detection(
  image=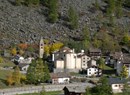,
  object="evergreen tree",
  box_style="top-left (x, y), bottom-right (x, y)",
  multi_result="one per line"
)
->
top-left (107, 0), bottom-right (116, 16)
top-left (48, 0), bottom-right (59, 23)
top-left (25, 0), bottom-right (40, 6)
top-left (68, 6), bottom-right (78, 29)
top-left (95, 0), bottom-right (100, 10)
top-left (90, 77), bottom-right (112, 95)
top-left (85, 87), bottom-right (91, 95)
top-left (15, 0), bottom-right (22, 5)
top-left (120, 65), bottom-right (129, 78)
top-left (82, 26), bottom-right (90, 41)
top-left (12, 66), bottom-right (21, 85)
top-left (41, 0), bottom-right (49, 6)
top-left (116, 0), bottom-right (124, 18)
top-left (26, 59), bottom-right (50, 84)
